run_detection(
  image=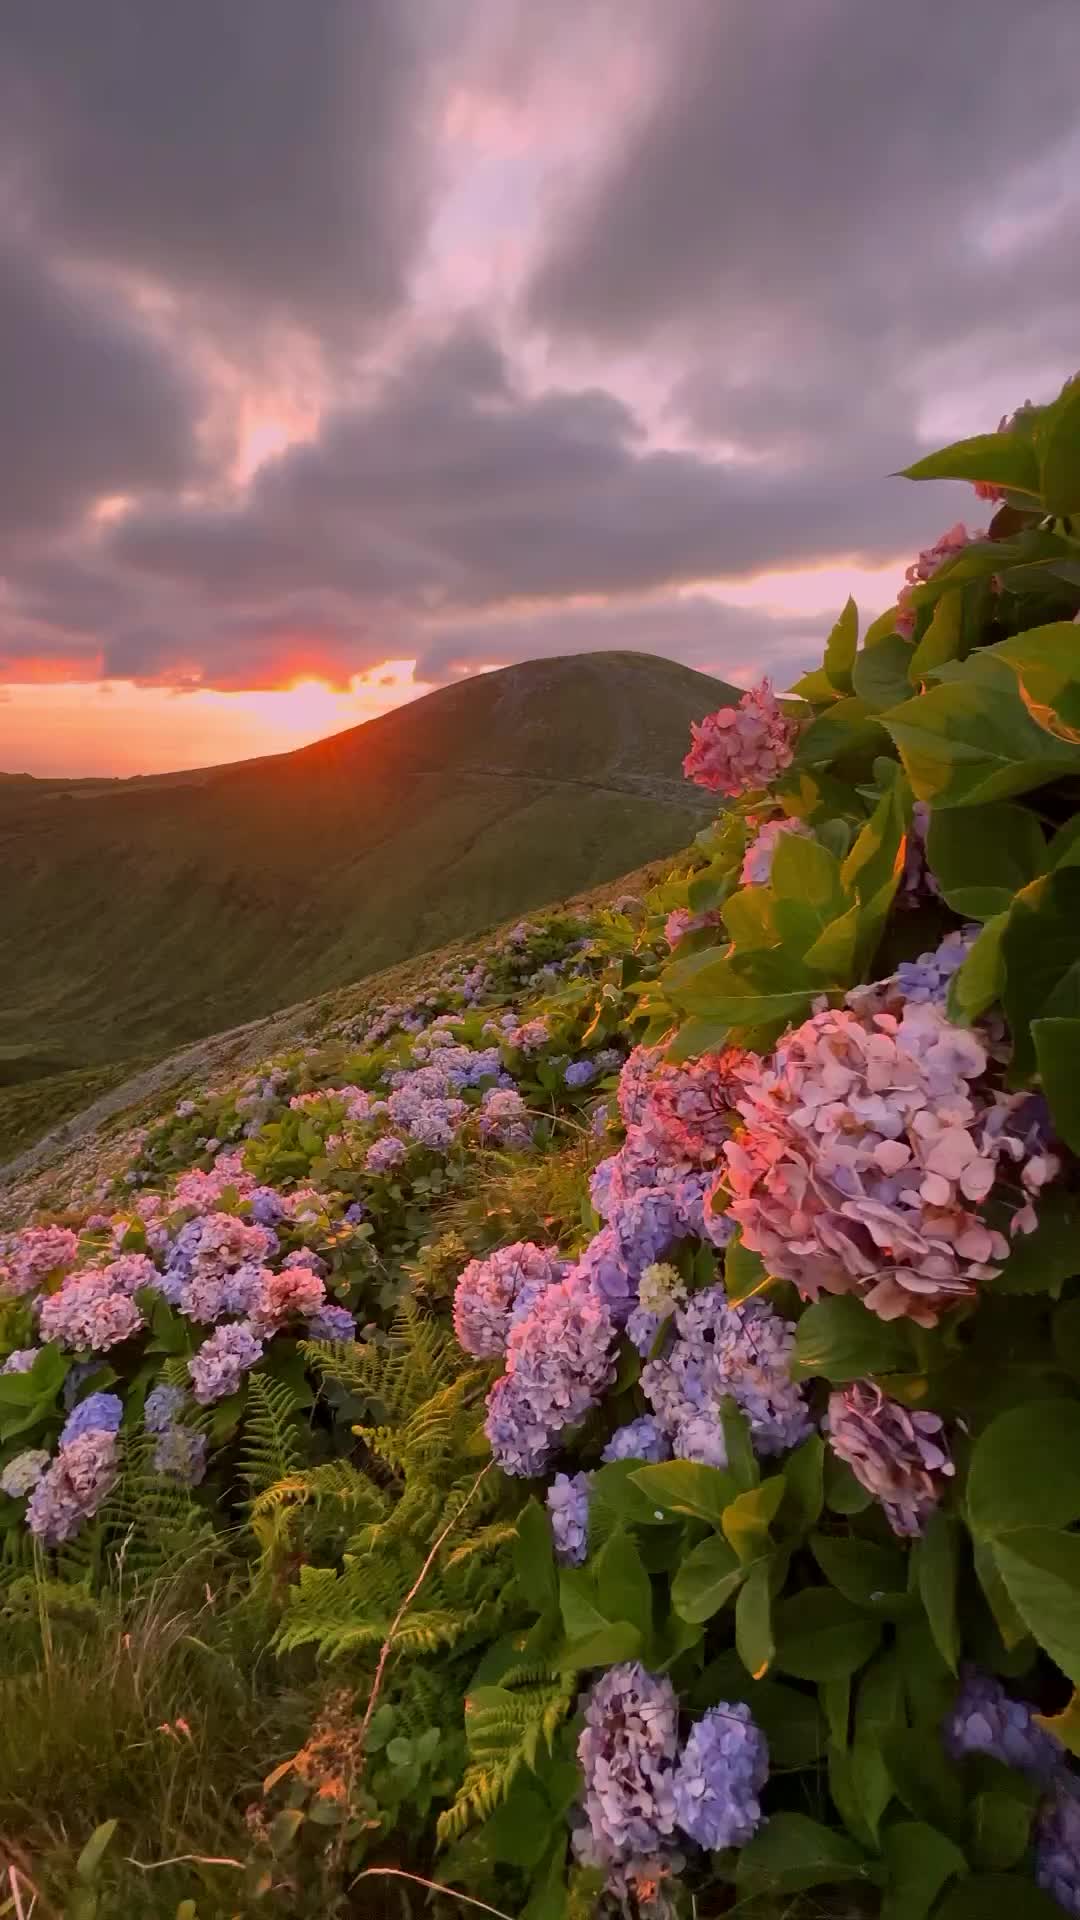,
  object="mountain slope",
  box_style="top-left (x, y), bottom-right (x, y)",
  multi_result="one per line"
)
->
top-left (1, 651), bottom-right (733, 1074)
